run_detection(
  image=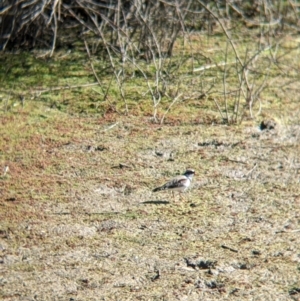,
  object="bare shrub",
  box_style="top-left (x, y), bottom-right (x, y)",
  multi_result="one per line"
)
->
top-left (1, 0), bottom-right (299, 122)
